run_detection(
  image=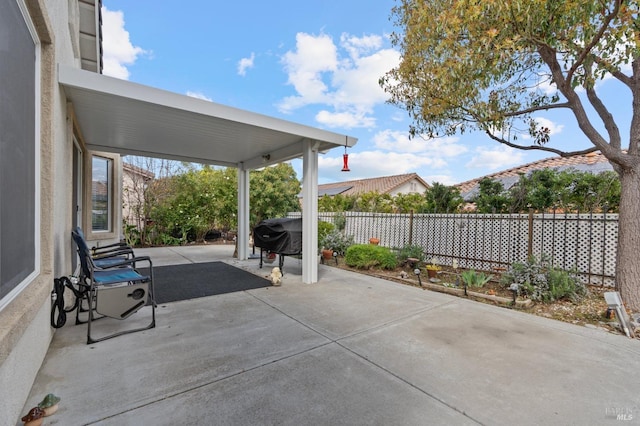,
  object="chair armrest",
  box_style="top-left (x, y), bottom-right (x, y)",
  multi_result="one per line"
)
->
top-left (97, 255), bottom-right (153, 270)
top-left (92, 247), bottom-right (135, 260)
top-left (92, 242), bottom-right (132, 255)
